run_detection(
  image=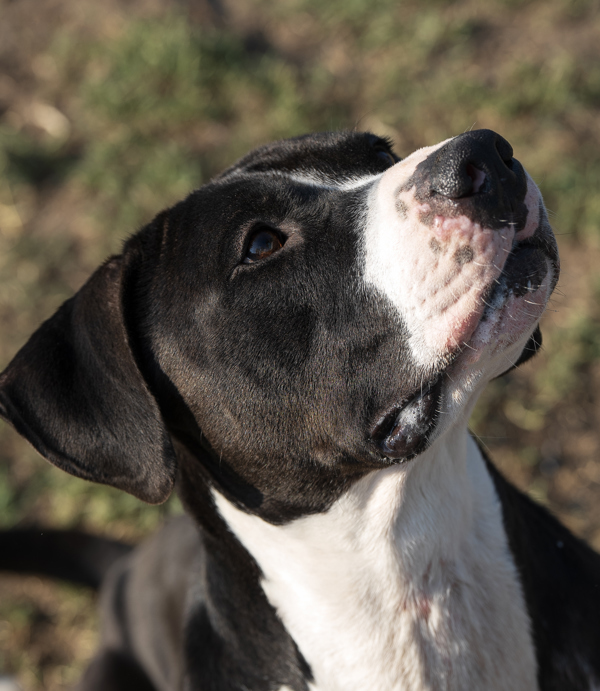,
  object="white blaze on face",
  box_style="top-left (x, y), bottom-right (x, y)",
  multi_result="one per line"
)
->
top-left (361, 138), bottom-right (548, 370)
